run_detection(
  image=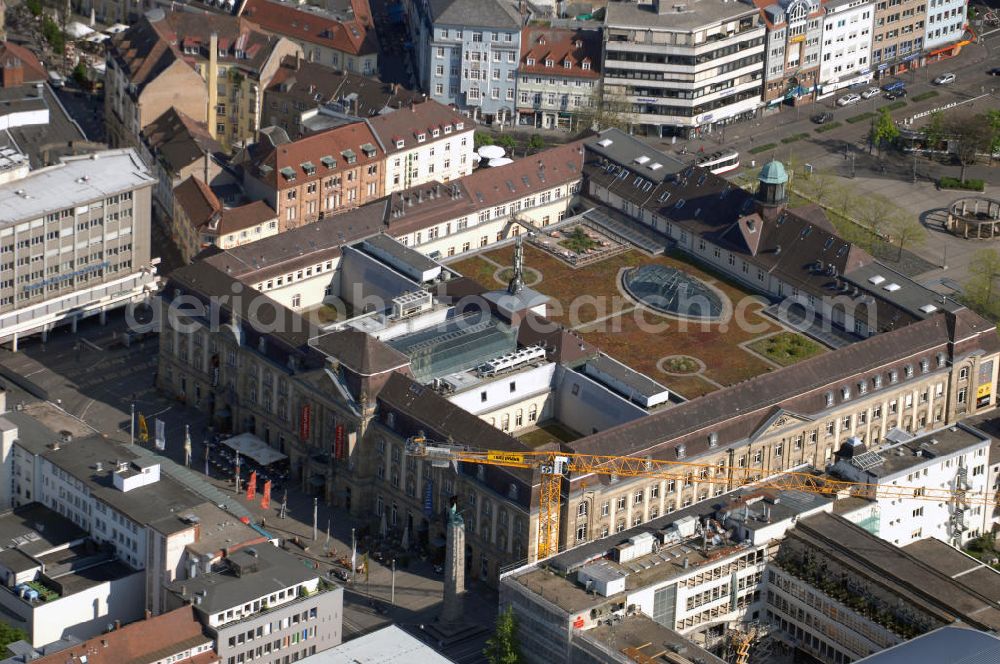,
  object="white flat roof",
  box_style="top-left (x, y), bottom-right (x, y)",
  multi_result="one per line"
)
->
top-left (301, 625), bottom-right (455, 663)
top-left (0, 149), bottom-right (154, 225)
